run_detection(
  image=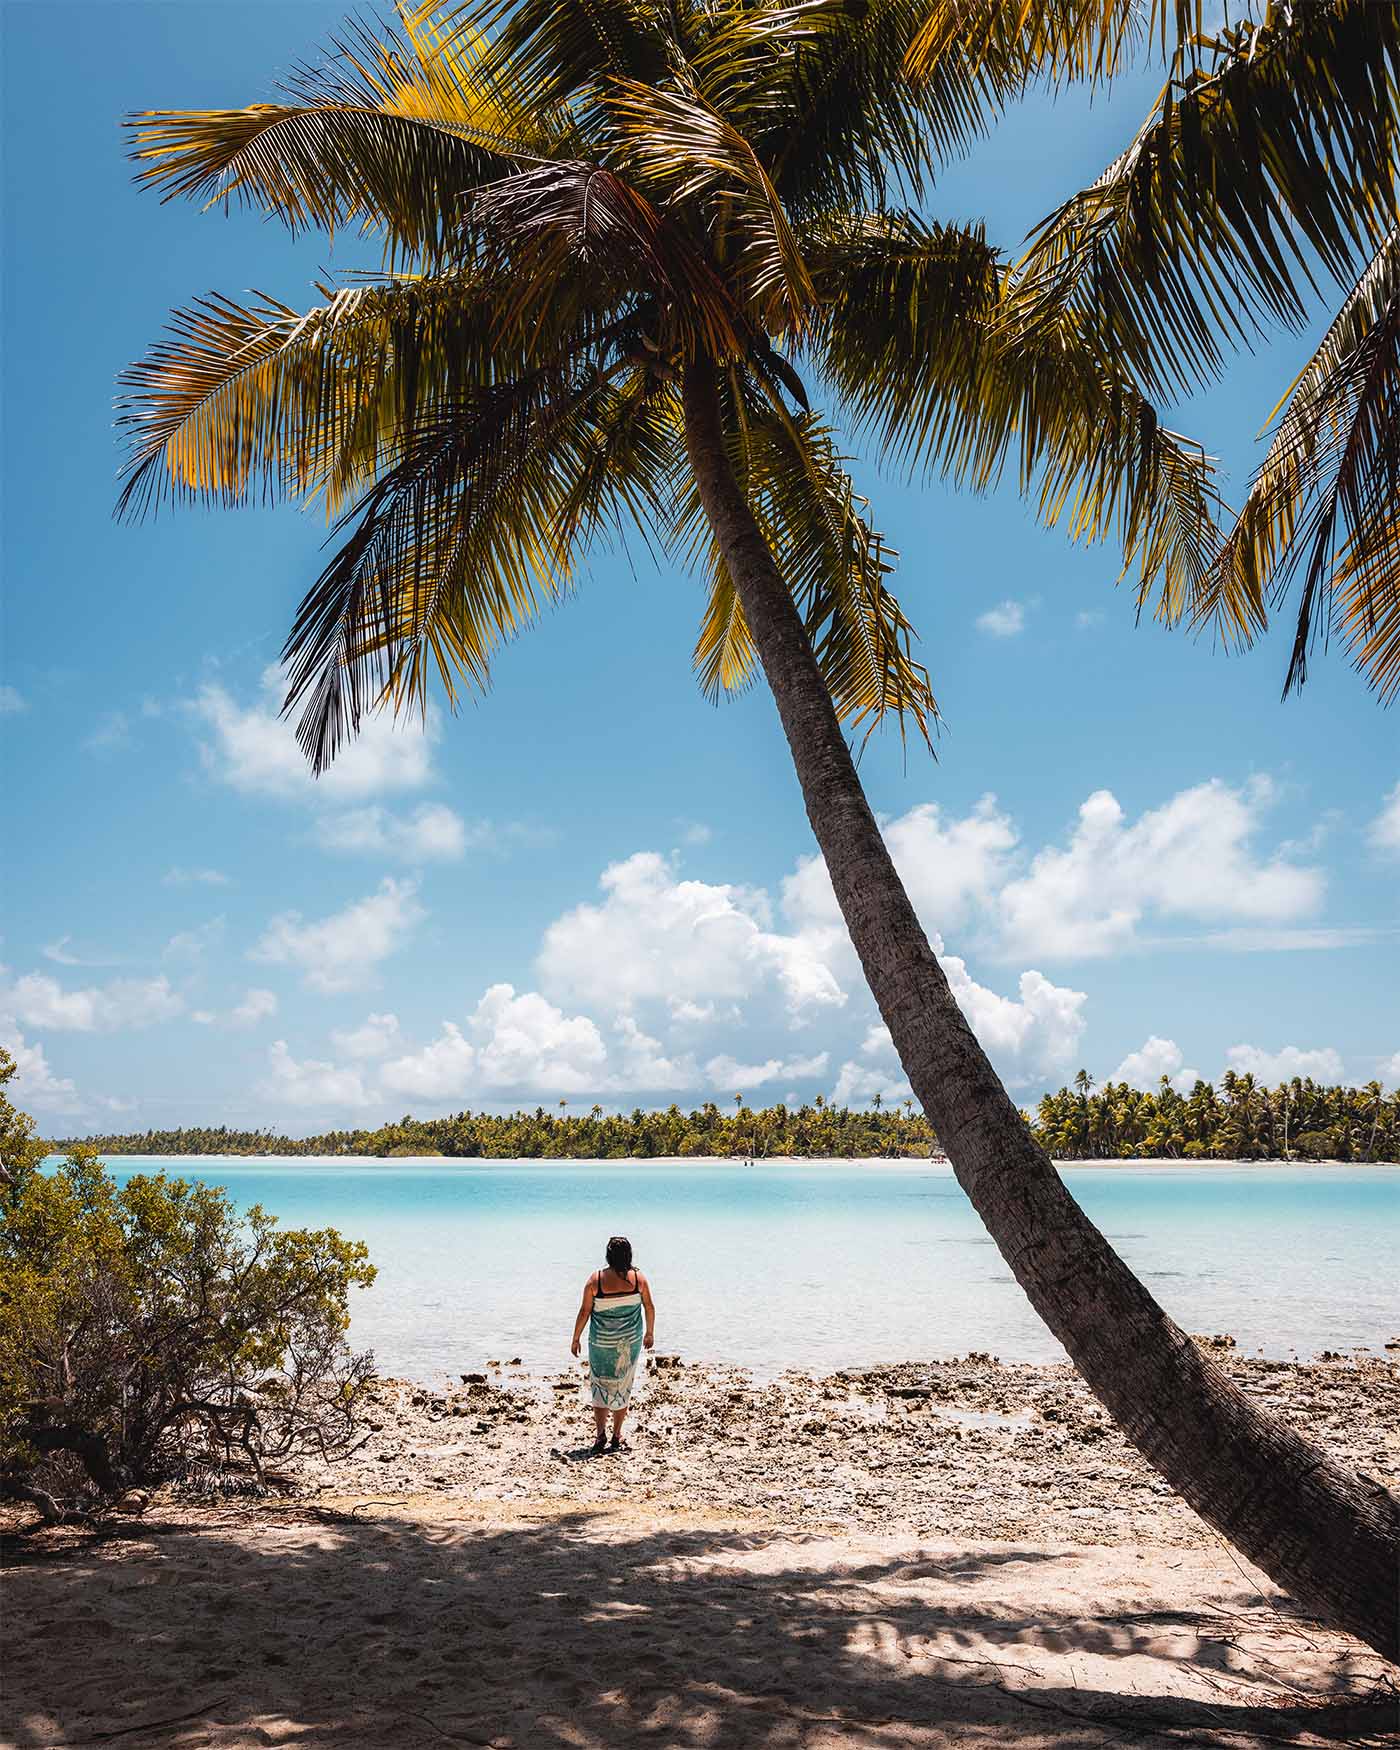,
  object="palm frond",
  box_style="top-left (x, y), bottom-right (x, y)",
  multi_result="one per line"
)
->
top-left (808, 210), bottom-right (1227, 624)
top-left (607, 78), bottom-right (813, 336)
top-left (674, 375), bottom-right (937, 742)
top-left (472, 159), bottom-right (745, 359)
top-left (468, 0), bottom-right (672, 127)
top-left (281, 356), bottom-right (676, 770)
top-left (905, 0), bottom-right (1155, 96)
top-left (1014, 0), bottom-right (1400, 399)
top-left (1205, 227), bottom-right (1400, 699)
top-left (693, 565), bottom-right (761, 700)
top-left (127, 4), bottom-right (556, 256)
top-left (686, 0), bottom-right (935, 217)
